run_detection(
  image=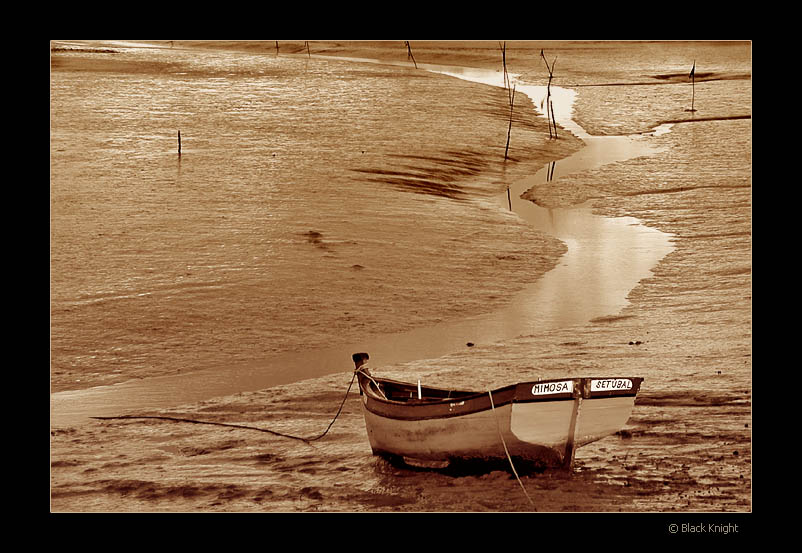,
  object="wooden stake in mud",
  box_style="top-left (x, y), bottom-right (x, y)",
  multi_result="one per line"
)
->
top-left (499, 41), bottom-right (510, 91)
top-left (404, 41), bottom-right (417, 69)
top-left (540, 49), bottom-right (558, 139)
top-left (498, 42), bottom-right (517, 160)
top-left (687, 60), bottom-right (697, 112)
top-left (505, 84), bottom-right (516, 160)
top-left (178, 130), bottom-right (181, 157)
